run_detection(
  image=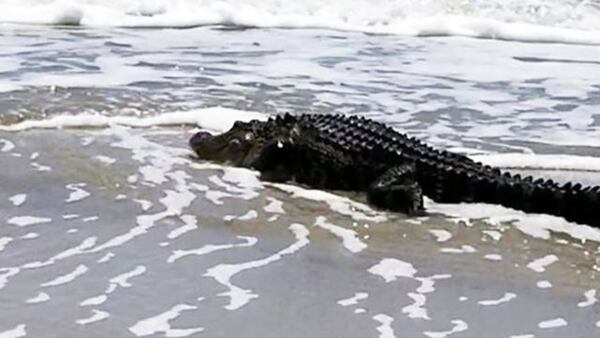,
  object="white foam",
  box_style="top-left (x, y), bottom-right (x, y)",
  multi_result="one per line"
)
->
top-left (484, 254), bottom-right (502, 261)
top-left (41, 264), bottom-right (89, 287)
top-left (264, 197), bottom-right (285, 214)
top-left (440, 245), bottom-right (477, 254)
top-left (76, 310), bottom-right (110, 325)
top-left (538, 317), bottom-right (567, 329)
top-left (577, 289), bottom-right (597, 308)
top-left (3, 1), bottom-right (600, 44)
top-left (8, 194), bottom-right (26, 207)
top-left (428, 229), bottom-right (452, 242)
top-left (21, 232), bottom-right (38, 240)
top-left (134, 199), bottom-right (153, 212)
top-left (26, 292), bottom-right (50, 304)
top-left (403, 292), bottom-right (430, 320)
top-left (0, 268), bottom-right (20, 290)
top-left (209, 174), bottom-right (260, 202)
top-left (0, 324), bottom-right (26, 338)
top-left (129, 304), bottom-right (203, 337)
top-left (65, 183), bottom-right (91, 203)
top-left (167, 215), bottom-right (197, 239)
top-left (338, 292), bottom-right (368, 306)
top-left (368, 258), bottom-right (417, 282)
top-left (527, 254), bottom-right (559, 273)
top-left (204, 223), bottom-right (309, 310)
top-left (477, 292), bottom-right (516, 306)
top-left (80, 295), bottom-right (107, 307)
top-left (537, 280), bottom-right (552, 289)
top-left (97, 252), bottom-right (115, 263)
top-left (90, 212), bottom-right (164, 253)
top-left (168, 236), bottom-right (257, 263)
top-left (416, 274), bottom-right (451, 294)
top-left (423, 320), bottom-right (469, 338)
top-left (224, 210), bottom-right (258, 222)
top-left (271, 183), bottom-right (386, 223)
top-left (0, 238), bottom-right (12, 252)
top-left (23, 237), bottom-right (97, 269)
top-left (426, 199), bottom-right (600, 243)
top-left (94, 155), bottom-right (116, 165)
top-left (110, 265), bottom-right (146, 288)
top-left (30, 162), bottom-right (52, 172)
top-left (7, 216), bottom-right (51, 227)
top-left (0, 139), bottom-right (15, 152)
top-left (0, 108), bottom-right (265, 132)
top-left (373, 314), bottom-right (396, 338)
top-left (483, 230), bottom-right (502, 241)
top-left (471, 153), bottom-right (600, 172)
top-left (314, 216), bottom-right (367, 253)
